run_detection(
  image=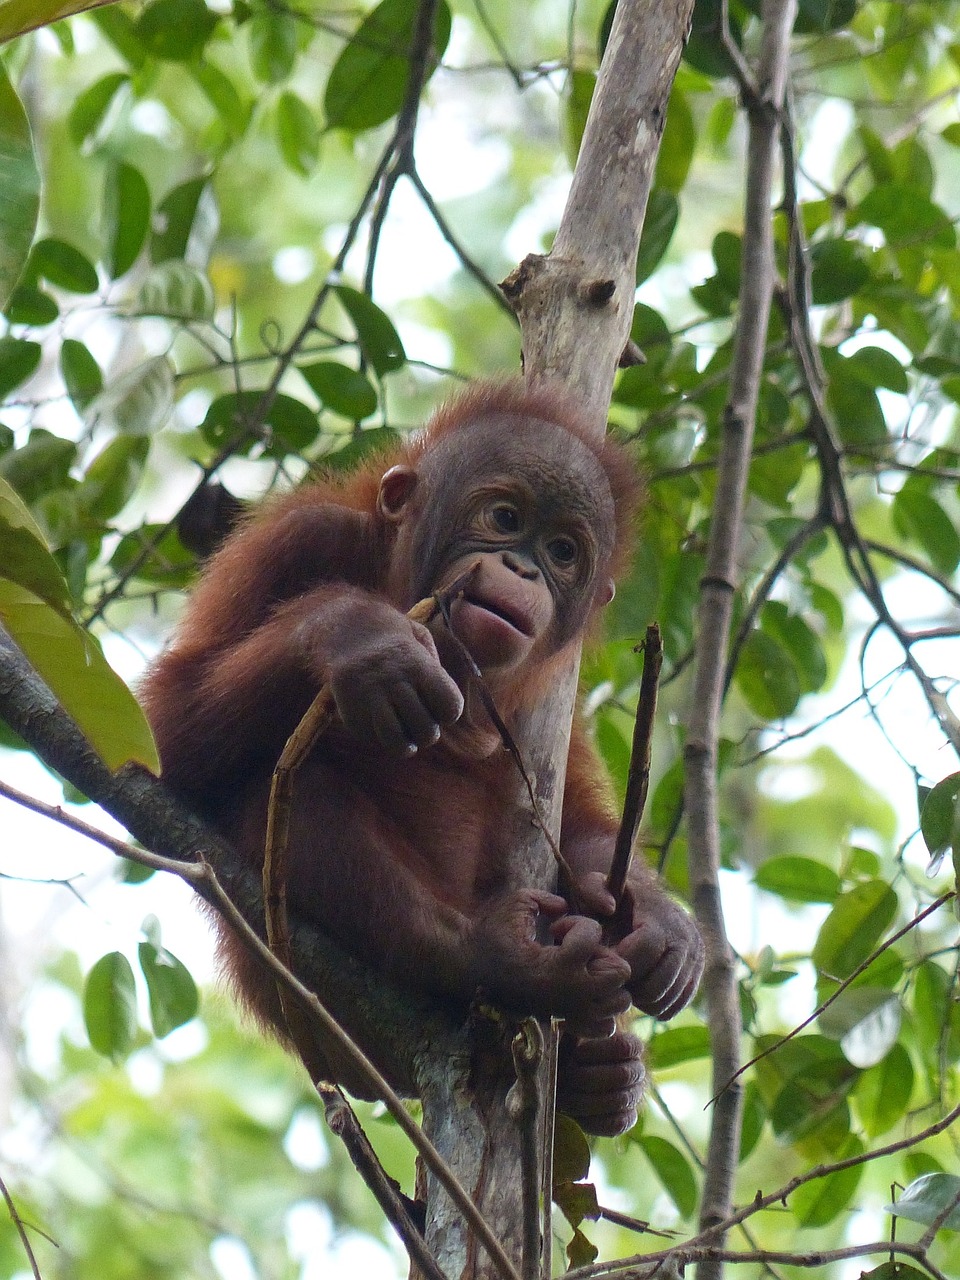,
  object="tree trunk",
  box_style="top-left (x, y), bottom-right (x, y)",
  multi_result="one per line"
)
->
top-left (415, 3), bottom-right (696, 1275)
